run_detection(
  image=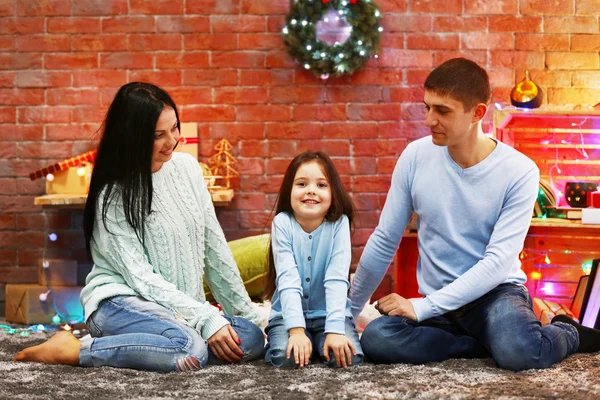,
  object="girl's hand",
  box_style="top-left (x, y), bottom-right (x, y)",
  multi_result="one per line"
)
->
top-left (287, 328), bottom-right (312, 368)
top-left (323, 333), bottom-right (356, 368)
top-left (207, 325), bottom-right (244, 363)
